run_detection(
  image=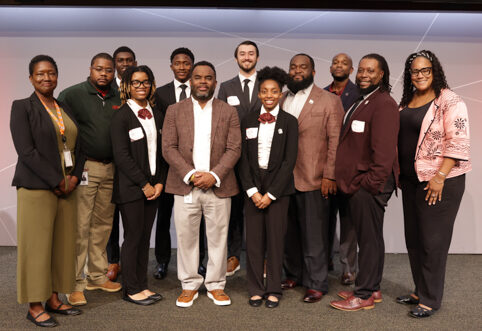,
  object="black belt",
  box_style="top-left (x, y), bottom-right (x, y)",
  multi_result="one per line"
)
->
top-left (86, 157), bottom-right (112, 164)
